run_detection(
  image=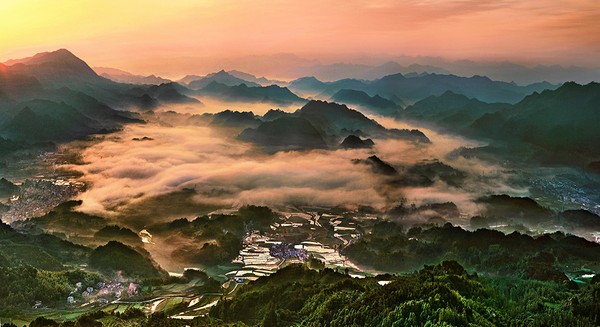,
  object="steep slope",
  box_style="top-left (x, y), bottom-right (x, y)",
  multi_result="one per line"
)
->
top-left (399, 91), bottom-right (511, 130)
top-left (1, 100), bottom-right (104, 141)
top-left (468, 82), bottom-right (600, 158)
top-left (331, 89), bottom-right (400, 116)
top-left (295, 100), bottom-right (386, 136)
top-left (4, 49), bottom-right (102, 87)
top-left (340, 135), bottom-right (374, 149)
top-left (238, 116), bottom-right (327, 149)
